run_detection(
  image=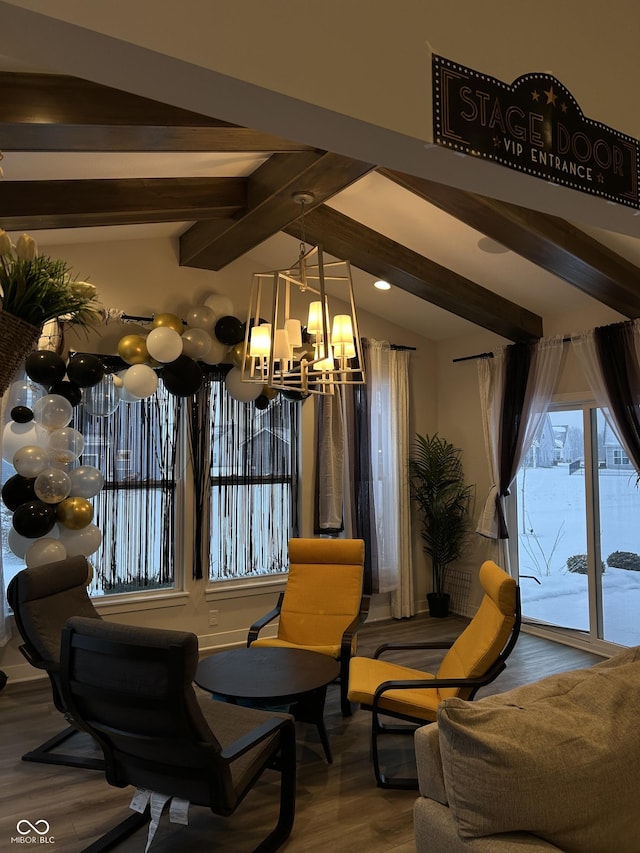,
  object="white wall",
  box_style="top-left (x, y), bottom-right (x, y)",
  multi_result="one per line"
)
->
top-left (0, 235), bottom-right (437, 682)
